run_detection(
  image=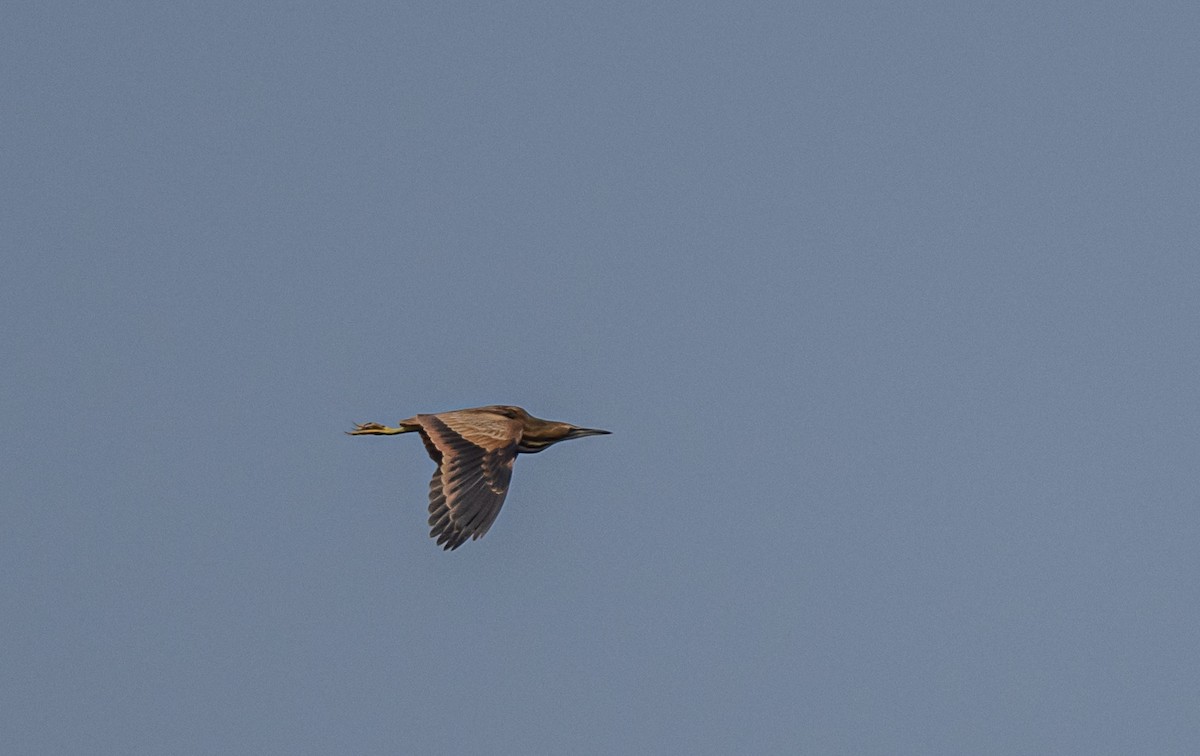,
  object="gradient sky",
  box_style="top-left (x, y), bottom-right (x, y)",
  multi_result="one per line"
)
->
top-left (5, 2), bottom-right (1200, 754)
